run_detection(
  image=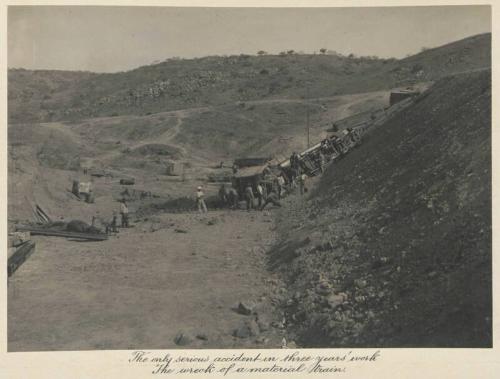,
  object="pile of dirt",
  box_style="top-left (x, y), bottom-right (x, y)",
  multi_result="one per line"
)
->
top-left (34, 220), bottom-right (103, 234)
top-left (270, 69), bottom-right (491, 347)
